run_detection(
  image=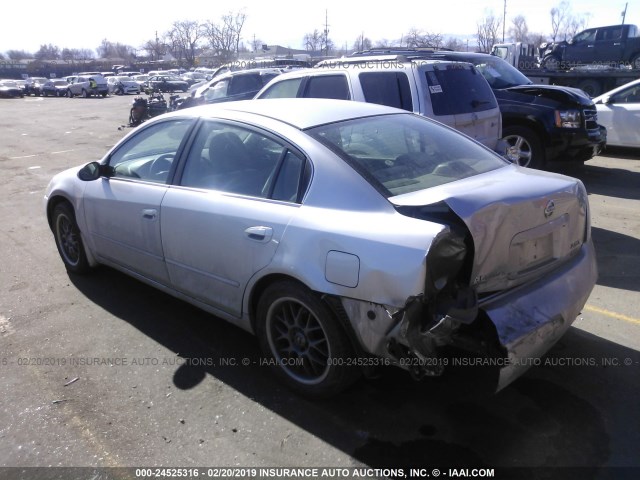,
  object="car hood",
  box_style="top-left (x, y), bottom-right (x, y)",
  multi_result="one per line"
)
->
top-left (502, 84), bottom-right (594, 108)
top-left (390, 166), bottom-right (589, 294)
